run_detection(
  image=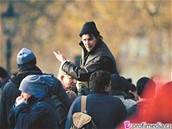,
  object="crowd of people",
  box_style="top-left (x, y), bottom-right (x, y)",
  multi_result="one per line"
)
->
top-left (0, 21), bottom-right (171, 129)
